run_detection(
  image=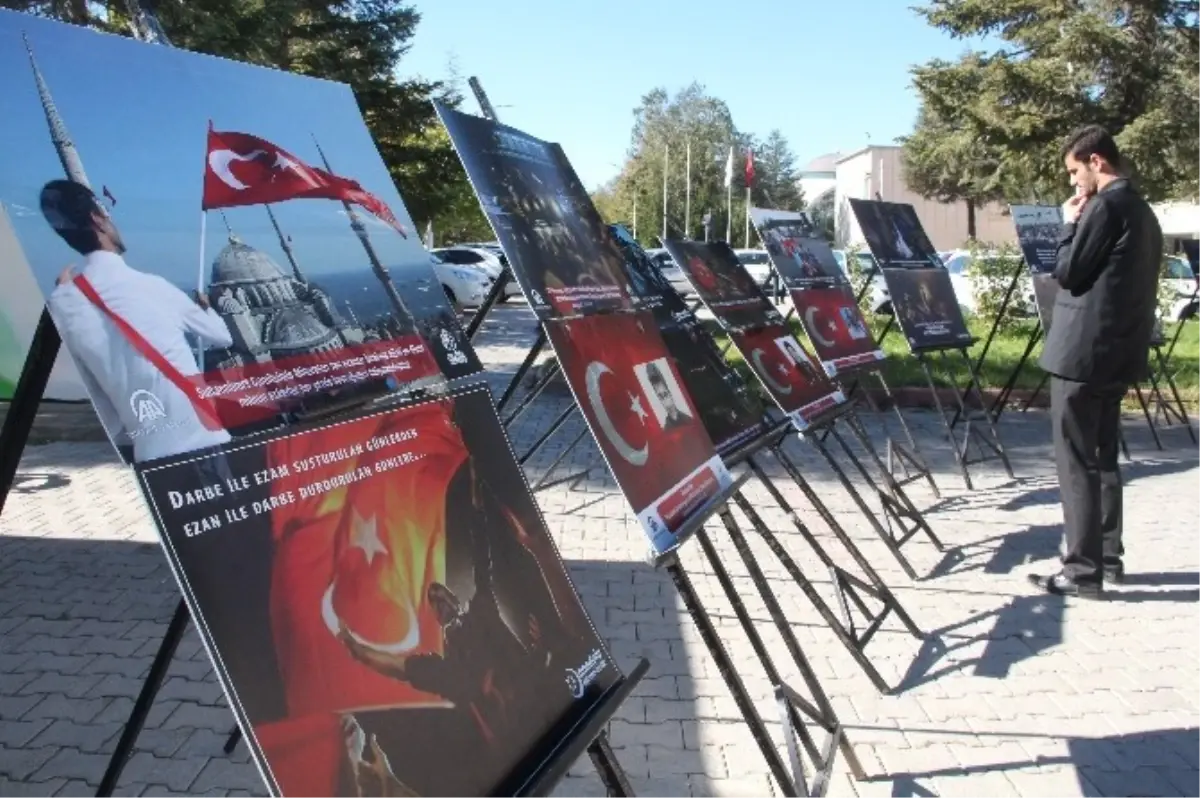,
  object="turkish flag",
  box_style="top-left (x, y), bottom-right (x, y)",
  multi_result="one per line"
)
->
top-left (264, 399), bottom-right (469, 717)
top-left (729, 323), bottom-right (842, 418)
top-left (791, 284), bottom-right (883, 374)
top-left (253, 714), bottom-right (345, 797)
top-left (745, 149), bottom-right (755, 187)
top-left (201, 126), bottom-right (408, 236)
top-left (546, 311), bottom-right (721, 517)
